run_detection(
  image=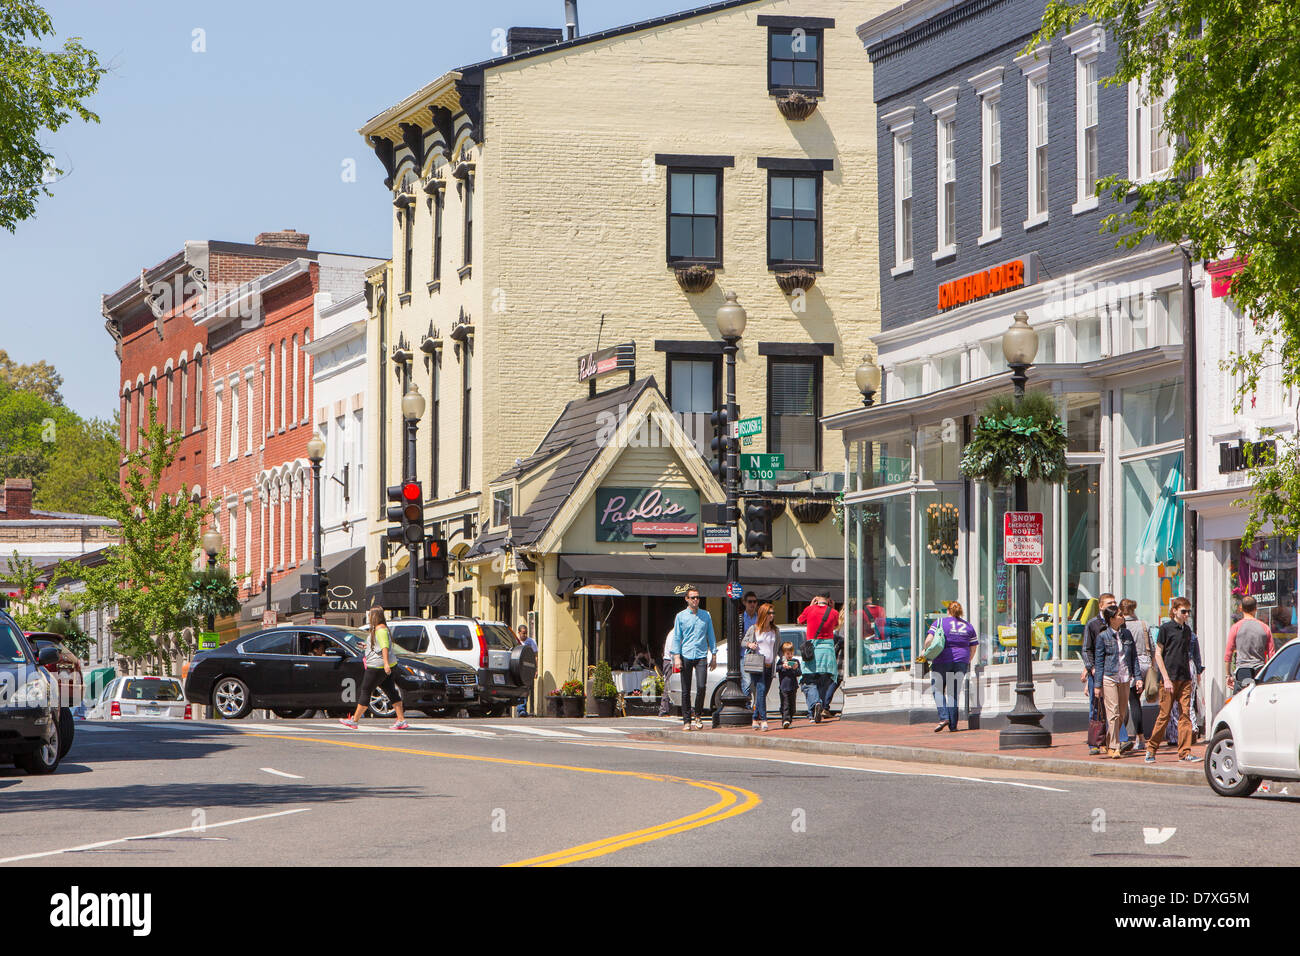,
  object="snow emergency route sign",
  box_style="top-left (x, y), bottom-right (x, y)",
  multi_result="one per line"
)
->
top-left (1003, 512), bottom-right (1044, 565)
